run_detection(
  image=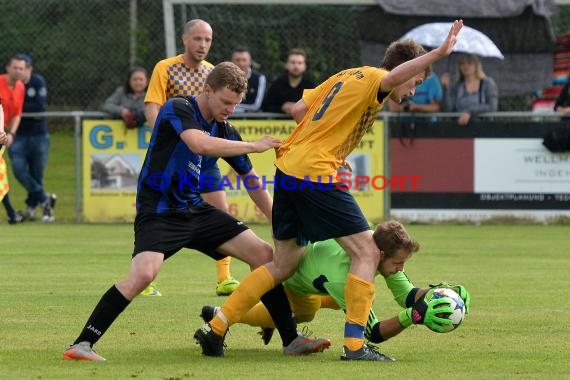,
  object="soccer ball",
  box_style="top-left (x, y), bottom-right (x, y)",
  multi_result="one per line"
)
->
top-left (427, 288), bottom-right (466, 333)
